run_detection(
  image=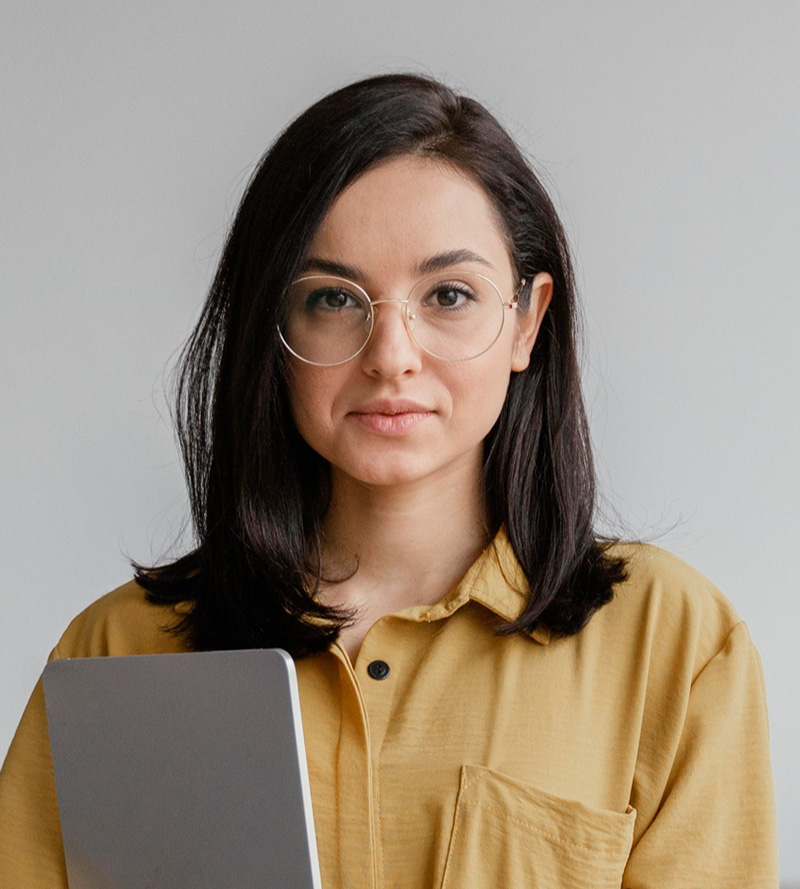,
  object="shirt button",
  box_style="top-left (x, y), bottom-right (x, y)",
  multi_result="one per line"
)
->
top-left (367, 659), bottom-right (391, 680)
